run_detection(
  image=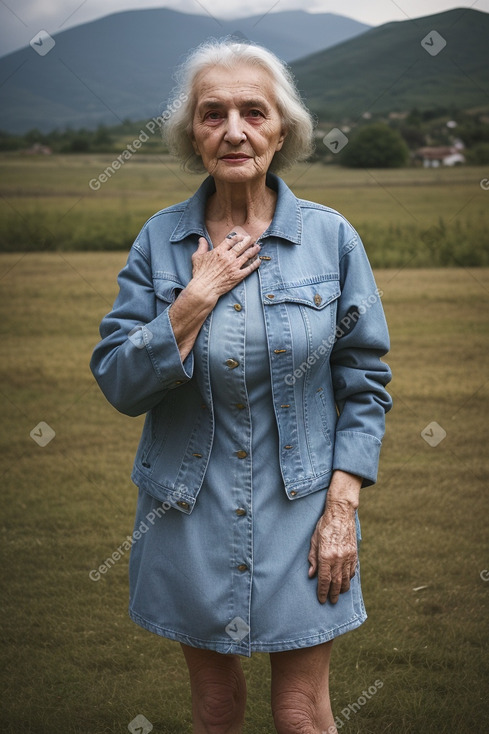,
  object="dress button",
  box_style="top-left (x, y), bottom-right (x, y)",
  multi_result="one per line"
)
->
top-left (235, 508), bottom-right (247, 516)
top-left (225, 358), bottom-right (239, 369)
top-left (314, 293), bottom-right (322, 306)
top-left (237, 564), bottom-right (248, 572)
top-left (236, 450), bottom-right (248, 459)
top-left (233, 303), bottom-right (242, 311)
top-left (177, 501), bottom-right (190, 510)
top-left (290, 491), bottom-right (297, 497)
top-left (266, 294), bottom-right (275, 300)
